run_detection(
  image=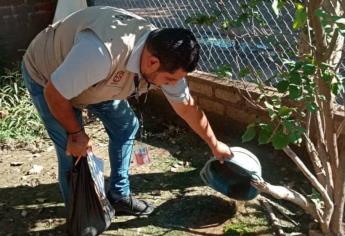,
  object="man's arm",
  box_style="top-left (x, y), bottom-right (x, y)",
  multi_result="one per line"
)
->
top-left (44, 81), bottom-right (91, 158)
top-left (43, 30), bottom-right (111, 158)
top-left (45, 81), bottom-right (81, 133)
top-left (170, 96), bottom-right (233, 162)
